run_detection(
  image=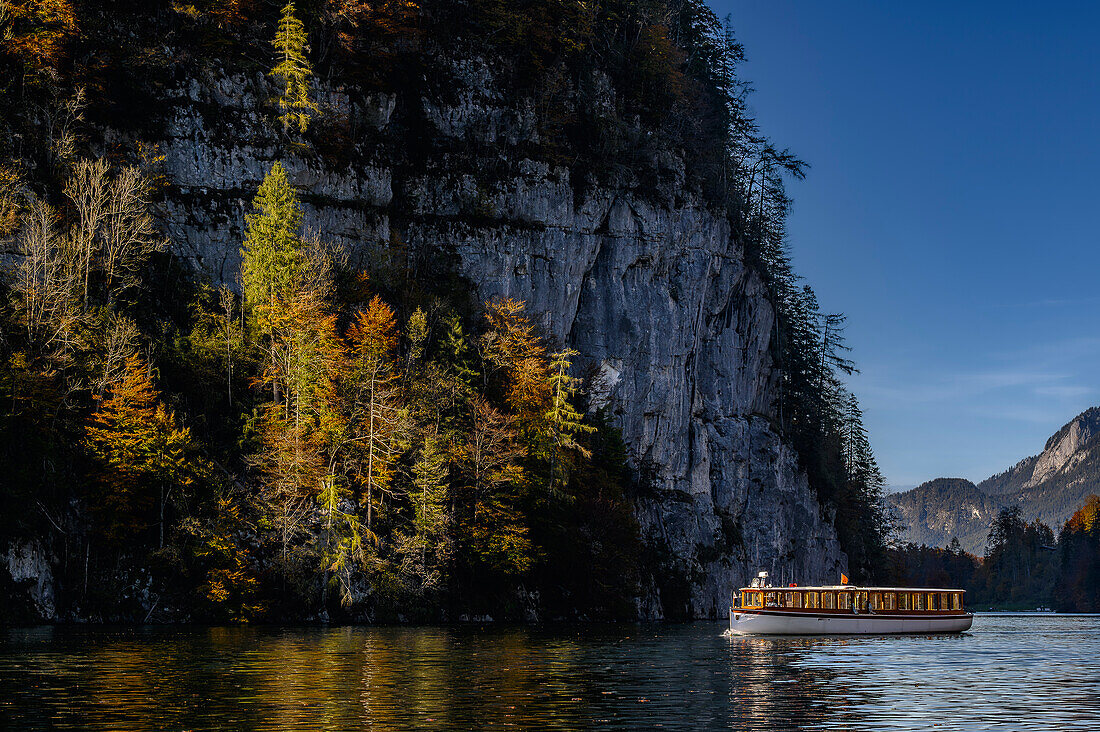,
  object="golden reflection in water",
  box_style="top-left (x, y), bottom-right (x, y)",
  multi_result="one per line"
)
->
top-left (6, 618), bottom-right (1099, 731)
